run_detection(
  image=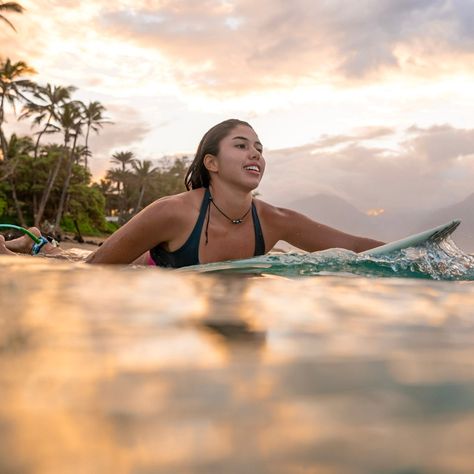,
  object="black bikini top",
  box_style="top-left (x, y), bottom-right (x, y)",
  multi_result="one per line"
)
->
top-left (149, 188), bottom-right (265, 268)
